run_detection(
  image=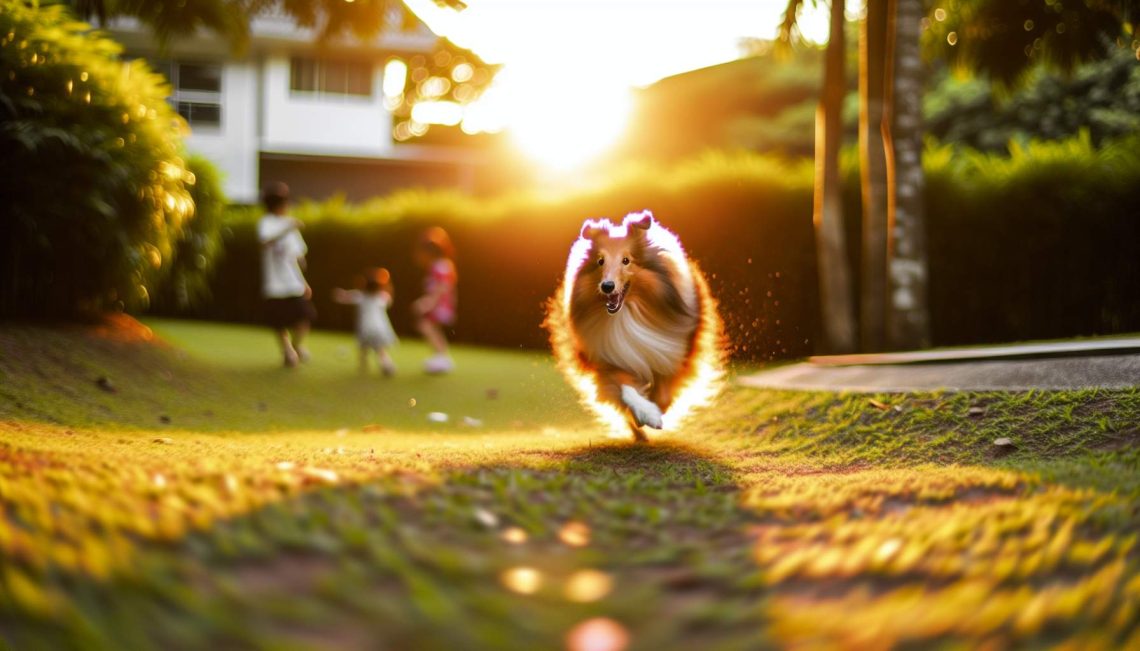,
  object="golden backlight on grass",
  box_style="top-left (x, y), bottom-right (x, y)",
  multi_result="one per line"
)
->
top-left (558, 521), bottom-right (591, 547)
top-left (500, 527), bottom-right (528, 544)
top-left (564, 570), bottom-right (613, 603)
top-left (500, 566), bottom-right (542, 594)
